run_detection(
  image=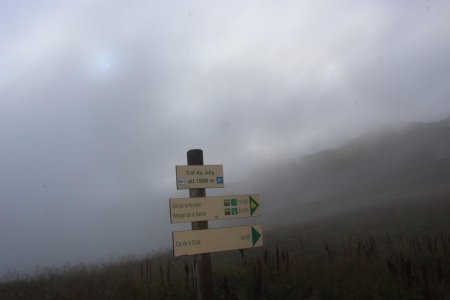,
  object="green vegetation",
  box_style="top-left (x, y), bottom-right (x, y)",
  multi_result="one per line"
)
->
top-left (1, 194), bottom-right (449, 299)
